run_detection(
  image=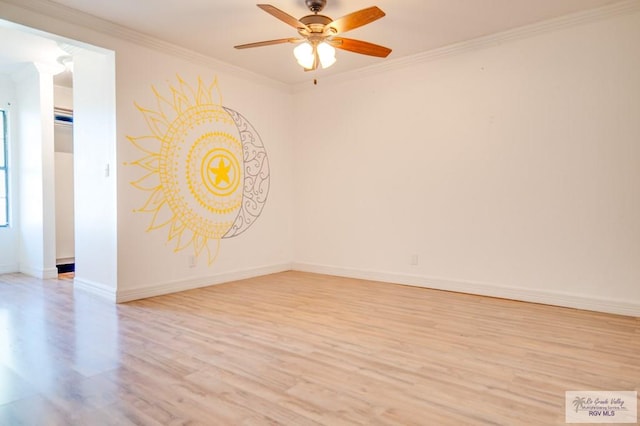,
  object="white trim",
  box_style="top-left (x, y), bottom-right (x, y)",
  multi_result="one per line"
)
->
top-left (19, 265), bottom-right (58, 279)
top-left (116, 263), bottom-right (292, 303)
top-left (292, 262), bottom-right (640, 318)
top-left (292, 0), bottom-right (640, 92)
top-left (74, 277), bottom-right (117, 302)
top-left (43, 267), bottom-right (58, 279)
top-left (0, 263), bottom-right (18, 274)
